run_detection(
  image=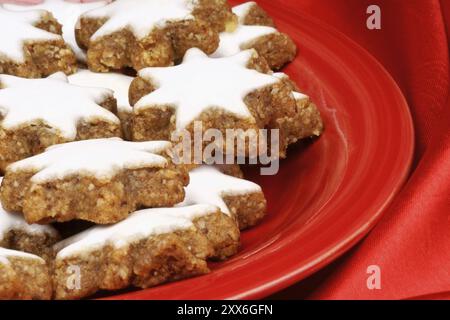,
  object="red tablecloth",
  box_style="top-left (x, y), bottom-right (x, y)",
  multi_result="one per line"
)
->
top-left (2, 0), bottom-right (449, 300)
